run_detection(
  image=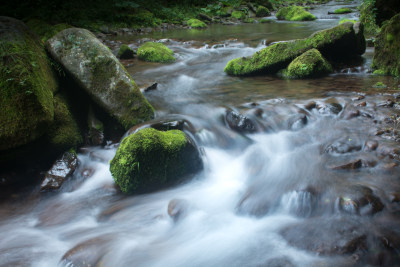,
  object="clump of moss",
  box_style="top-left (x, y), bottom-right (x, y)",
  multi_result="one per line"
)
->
top-left (117, 44), bottom-right (134, 59)
top-left (276, 6), bottom-right (316, 21)
top-left (231, 11), bottom-right (246, 20)
top-left (334, 8), bottom-right (352, 14)
top-left (256, 6), bottom-right (270, 17)
top-left (187, 18), bottom-right (207, 29)
top-left (137, 42), bottom-right (176, 63)
top-left (26, 19), bottom-right (72, 43)
top-left (110, 128), bottom-right (203, 194)
top-left (260, 18), bottom-right (274, 23)
top-left (47, 94), bottom-right (83, 152)
top-left (0, 17), bottom-right (57, 151)
top-left (372, 81), bottom-right (387, 88)
top-left (373, 69), bottom-right (386, 75)
top-left (283, 49), bottom-right (332, 79)
top-left (372, 13), bottom-right (400, 77)
top-left (339, 18), bottom-right (357, 24)
top-left (224, 22), bottom-right (365, 76)
top-left (244, 18), bottom-right (255, 23)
